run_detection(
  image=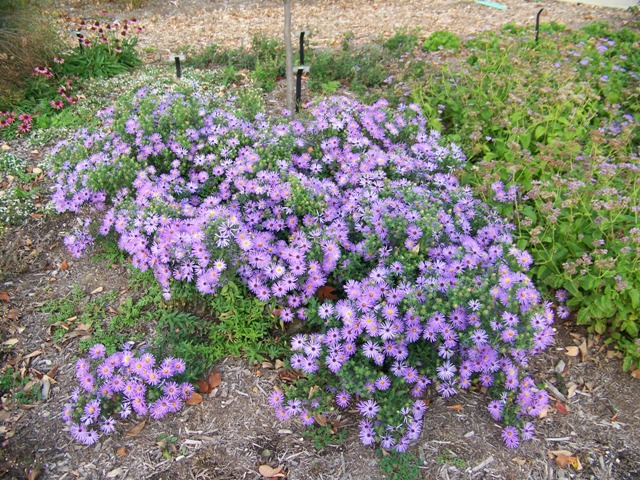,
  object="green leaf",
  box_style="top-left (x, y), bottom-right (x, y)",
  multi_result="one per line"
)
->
top-left (576, 307), bottom-right (591, 325)
top-left (534, 124), bottom-right (546, 140)
top-left (629, 289), bottom-right (640, 310)
top-left (578, 275), bottom-right (600, 291)
top-left (552, 247), bottom-right (568, 262)
top-left (622, 355), bottom-right (633, 372)
top-left (622, 320), bottom-right (639, 338)
top-left (564, 281), bottom-right (581, 298)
